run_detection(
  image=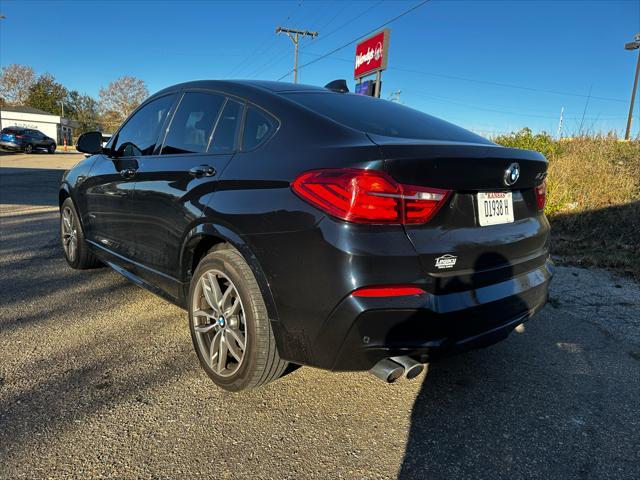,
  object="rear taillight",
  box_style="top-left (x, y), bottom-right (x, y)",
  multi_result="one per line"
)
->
top-left (535, 179), bottom-right (547, 211)
top-left (291, 168), bottom-right (450, 225)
